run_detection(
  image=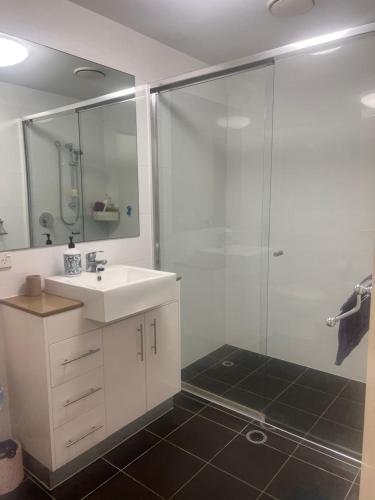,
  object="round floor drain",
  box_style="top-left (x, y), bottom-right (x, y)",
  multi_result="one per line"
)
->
top-left (222, 360), bottom-right (234, 367)
top-left (246, 430), bottom-right (268, 444)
